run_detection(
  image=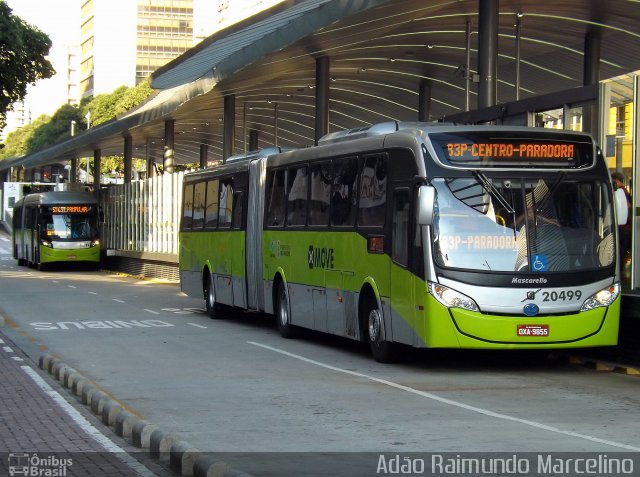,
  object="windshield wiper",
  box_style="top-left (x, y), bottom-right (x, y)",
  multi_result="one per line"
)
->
top-left (535, 172), bottom-right (566, 214)
top-left (472, 171), bottom-right (515, 214)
